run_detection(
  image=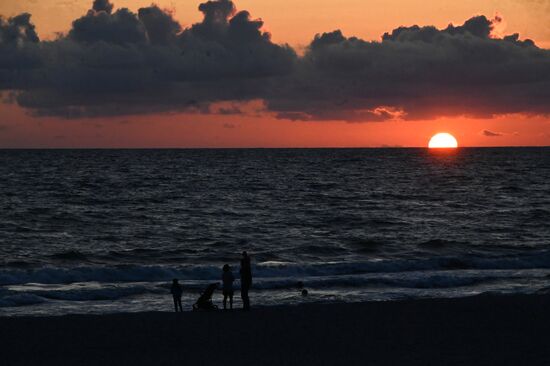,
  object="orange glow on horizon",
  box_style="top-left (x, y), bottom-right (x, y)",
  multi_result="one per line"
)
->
top-left (1, 102), bottom-right (550, 148)
top-left (0, 0), bottom-right (549, 148)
